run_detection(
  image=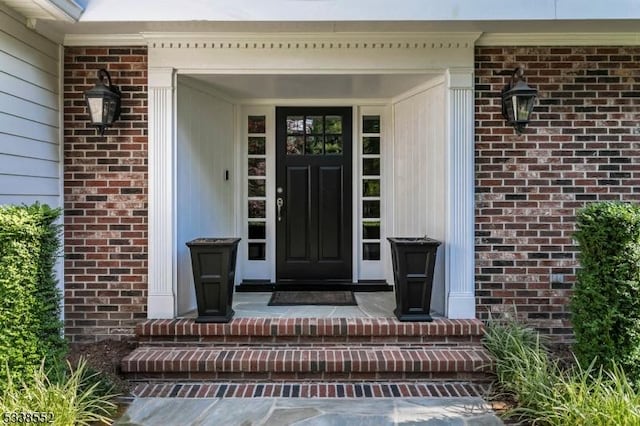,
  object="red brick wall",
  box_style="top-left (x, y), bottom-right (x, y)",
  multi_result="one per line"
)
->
top-left (61, 45), bottom-right (639, 342)
top-left (475, 46), bottom-right (640, 340)
top-left (63, 47), bottom-right (148, 342)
